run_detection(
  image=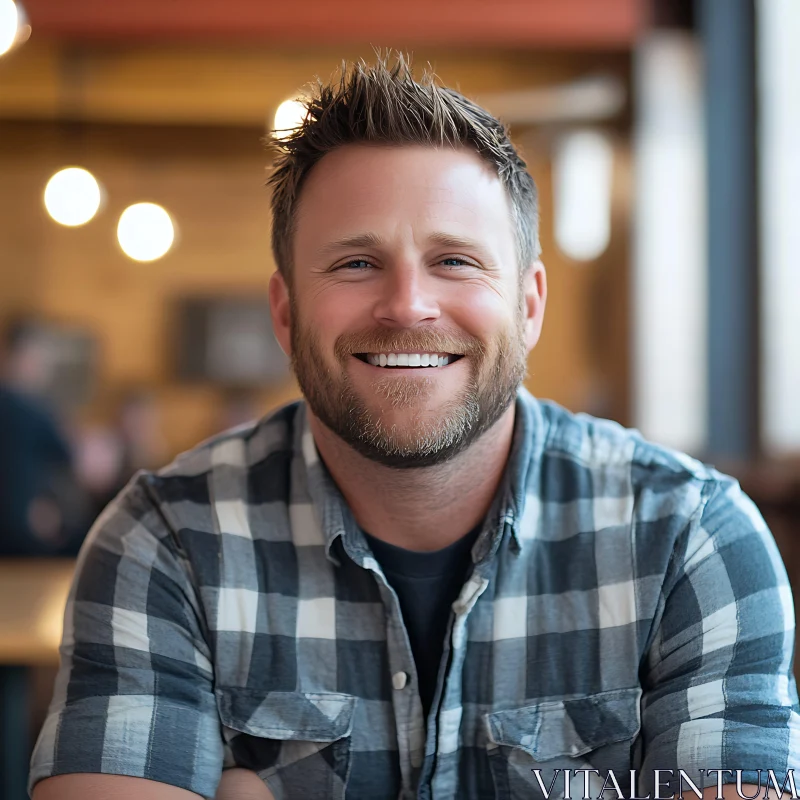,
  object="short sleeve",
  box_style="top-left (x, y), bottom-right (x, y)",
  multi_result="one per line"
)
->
top-left (28, 473), bottom-right (224, 799)
top-left (639, 476), bottom-right (800, 793)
